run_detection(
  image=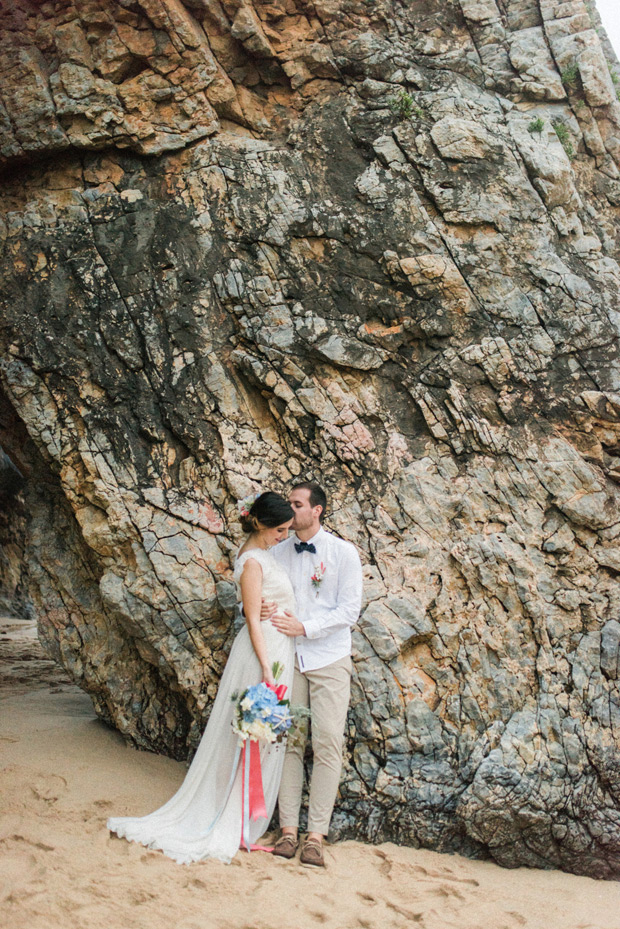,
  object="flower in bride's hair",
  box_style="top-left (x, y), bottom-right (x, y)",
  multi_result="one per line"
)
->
top-left (237, 492), bottom-right (260, 518)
